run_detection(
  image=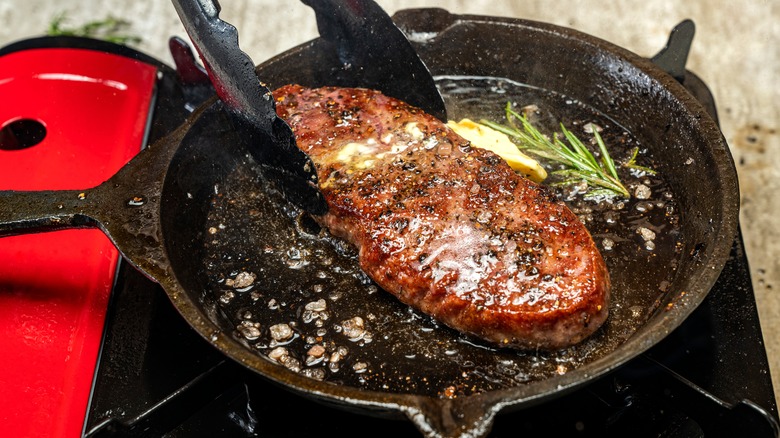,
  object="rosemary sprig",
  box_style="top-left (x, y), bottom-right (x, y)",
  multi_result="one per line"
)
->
top-left (480, 102), bottom-right (635, 198)
top-left (625, 146), bottom-right (657, 175)
top-left (47, 12), bottom-right (142, 46)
